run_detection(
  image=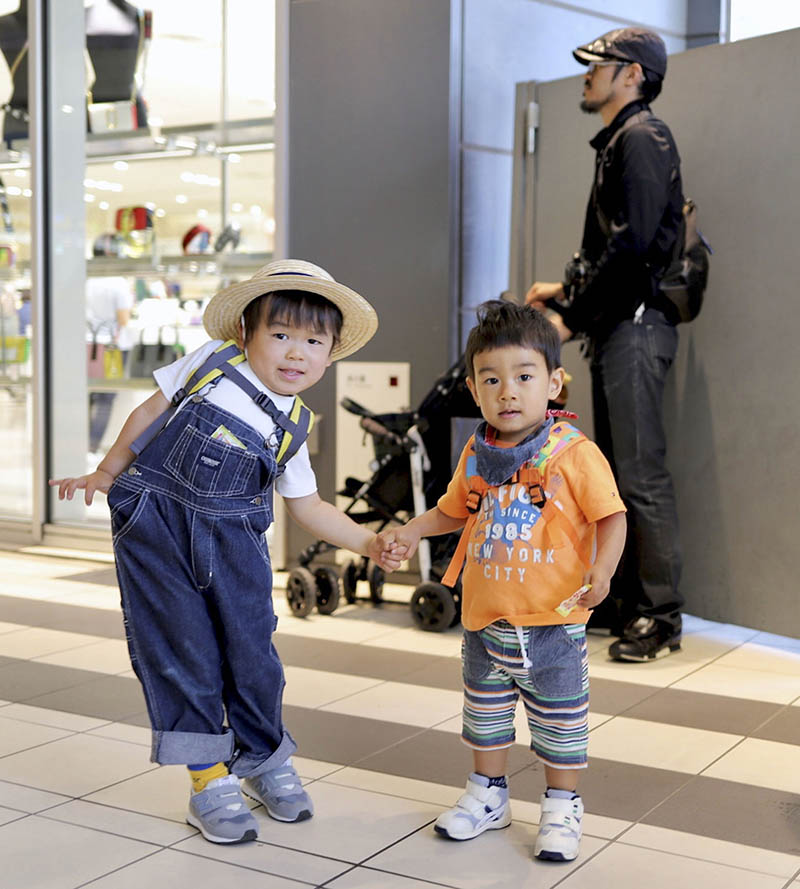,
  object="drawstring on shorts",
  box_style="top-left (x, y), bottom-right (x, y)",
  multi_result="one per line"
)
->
top-left (515, 625), bottom-right (533, 669)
